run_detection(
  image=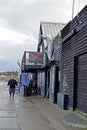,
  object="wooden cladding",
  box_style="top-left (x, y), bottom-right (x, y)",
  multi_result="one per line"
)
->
top-left (77, 53), bottom-right (87, 113)
top-left (61, 5), bottom-right (87, 113)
